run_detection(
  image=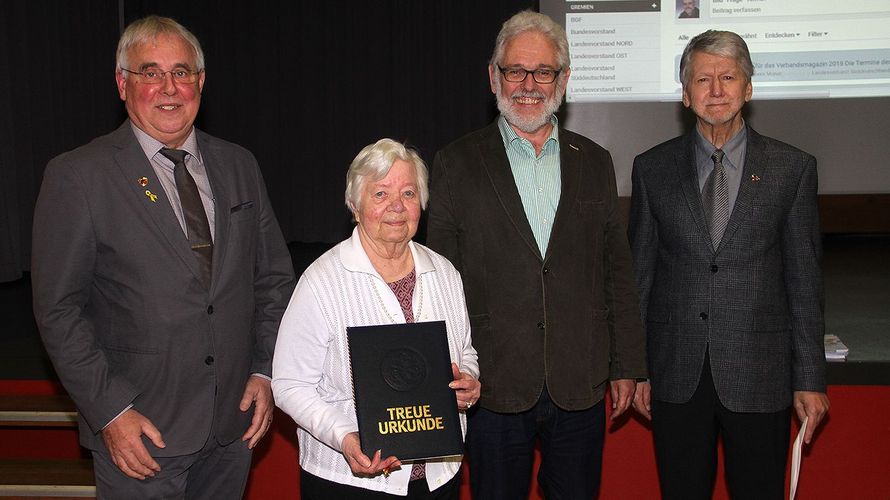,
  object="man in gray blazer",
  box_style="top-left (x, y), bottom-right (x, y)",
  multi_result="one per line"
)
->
top-left (427, 10), bottom-right (646, 499)
top-left (629, 30), bottom-right (829, 499)
top-left (31, 16), bottom-right (295, 497)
